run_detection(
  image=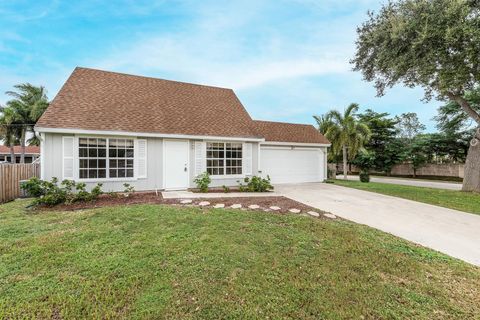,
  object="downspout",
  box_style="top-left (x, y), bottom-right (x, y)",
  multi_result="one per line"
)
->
top-left (38, 131), bottom-right (45, 180)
